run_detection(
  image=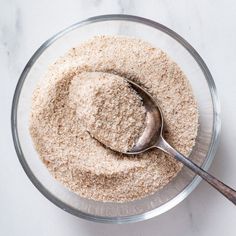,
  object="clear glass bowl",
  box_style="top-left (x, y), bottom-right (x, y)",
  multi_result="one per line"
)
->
top-left (11, 15), bottom-right (220, 223)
